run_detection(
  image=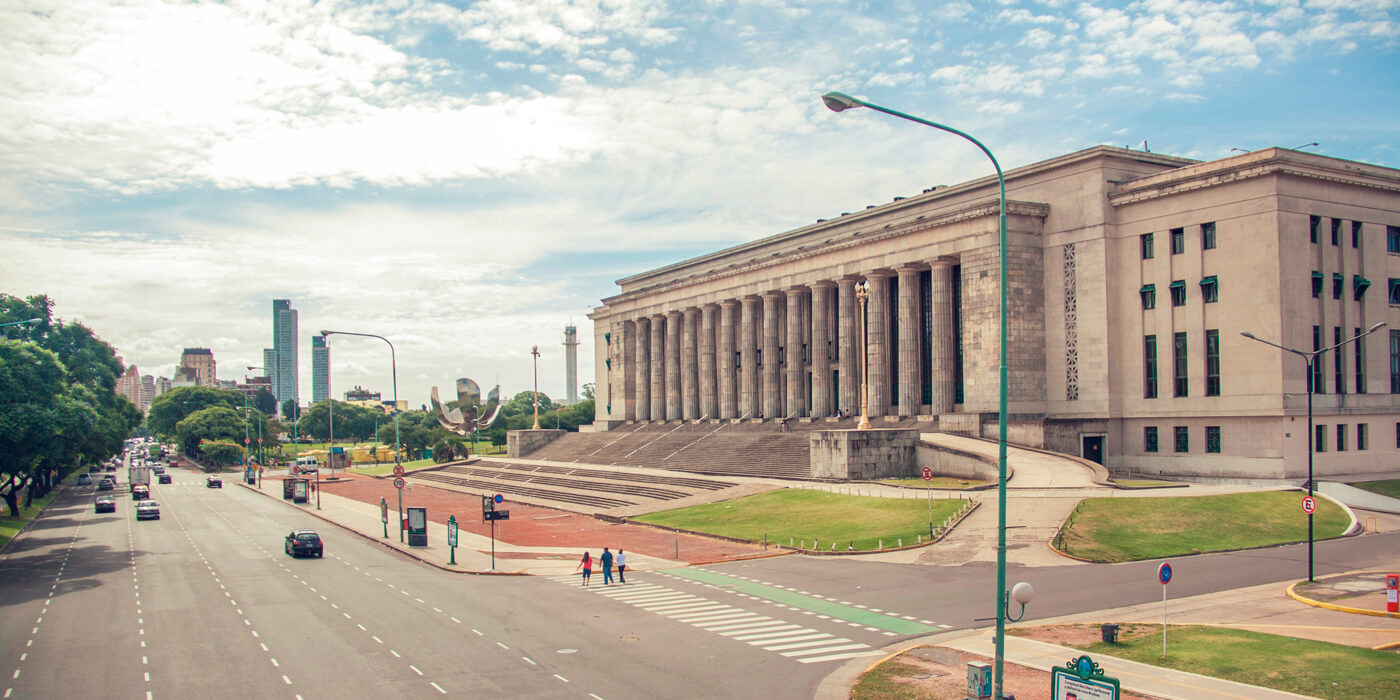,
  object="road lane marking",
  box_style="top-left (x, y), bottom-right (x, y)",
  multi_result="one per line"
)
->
top-left (496, 642), bottom-right (509, 650)
top-left (522, 657), bottom-right (536, 665)
top-left (554, 674), bottom-right (569, 683)
top-left (283, 675), bottom-right (292, 685)
top-left (390, 650), bottom-right (401, 658)
top-left (409, 665), bottom-right (423, 675)
top-left (430, 682), bottom-right (446, 694)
